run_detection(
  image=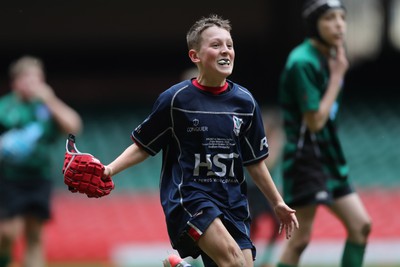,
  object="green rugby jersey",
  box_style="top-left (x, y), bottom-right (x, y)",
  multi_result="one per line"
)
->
top-left (279, 39), bottom-right (349, 185)
top-left (0, 92), bottom-right (59, 180)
